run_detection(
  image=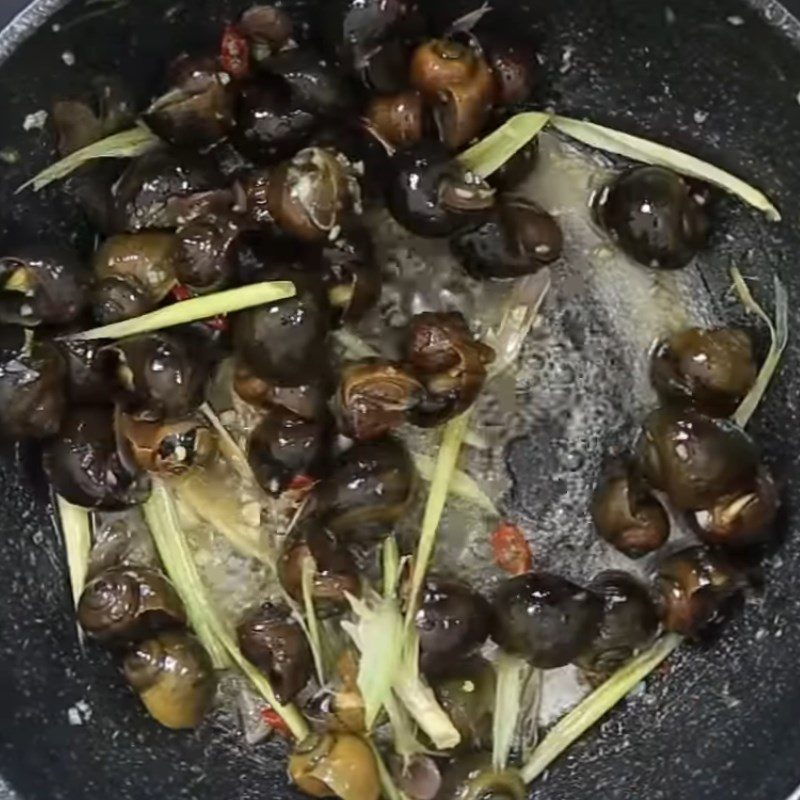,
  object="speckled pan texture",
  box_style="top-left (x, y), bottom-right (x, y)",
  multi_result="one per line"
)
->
top-left (0, 1), bottom-right (800, 799)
